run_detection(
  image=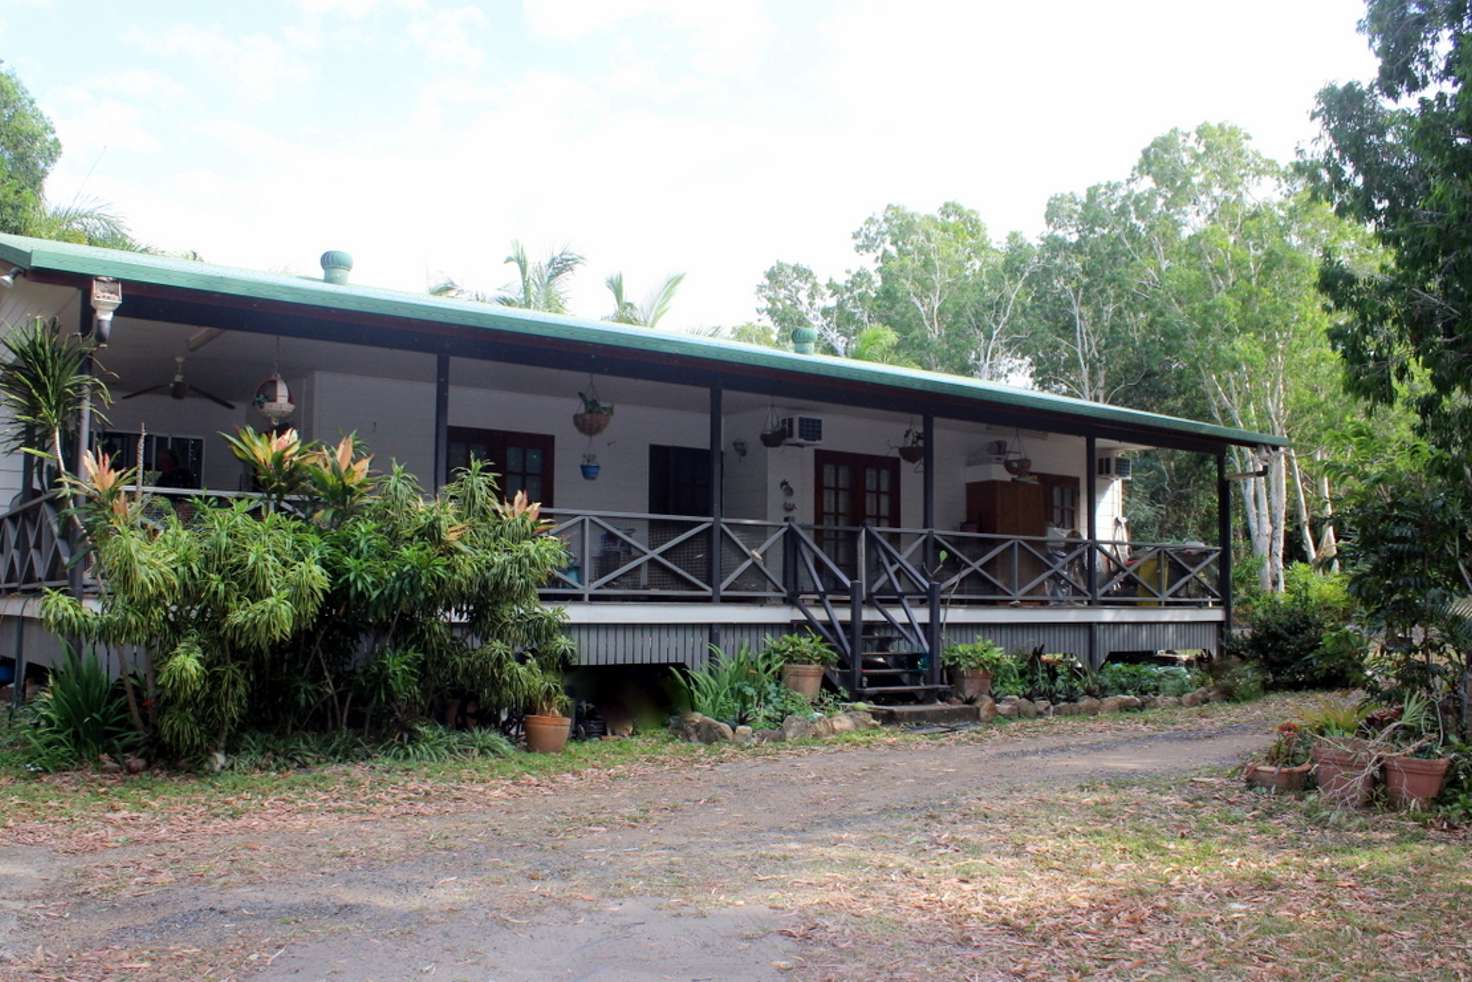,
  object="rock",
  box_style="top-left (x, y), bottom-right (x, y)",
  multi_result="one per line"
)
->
top-left (1016, 698), bottom-right (1039, 719)
top-left (1208, 687), bottom-right (1229, 704)
top-left (1139, 696), bottom-right (1157, 710)
top-left (1054, 701), bottom-right (1078, 716)
top-left (1100, 695), bottom-right (1144, 713)
top-left (942, 696), bottom-right (963, 705)
top-left (847, 710), bottom-right (879, 730)
top-left (99, 754), bottom-right (123, 774)
top-left (1155, 695), bottom-right (1182, 708)
top-left (998, 695), bottom-right (1020, 705)
top-left (732, 725), bottom-right (754, 745)
top-left (674, 712), bottom-right (734, 744)
top-left (1076, 696), bottom-right (1102, 716)
top-left (754, 728), bottom-right (784, 744)
top-left (782, 714), bottom-right (815, 741)
top-left (1034, 700), bottom-right (1053, 717)
top-left (828, 714), bottom-right (857, 735)
top-left (995, 701), bottom-right (1019, 718)
top-left (1182, 688), bottom-right (1208, 708)
top-left (124, 756), bottom-right (148, 774)
top-left (976, 697), bottom-right (997, 722)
